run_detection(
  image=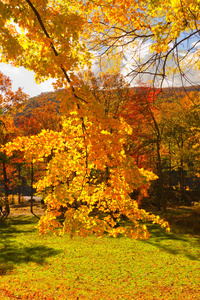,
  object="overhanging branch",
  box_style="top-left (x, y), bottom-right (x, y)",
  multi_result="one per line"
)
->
top-left (25, 0), bottom-right (87, 104)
